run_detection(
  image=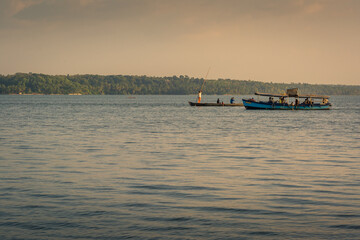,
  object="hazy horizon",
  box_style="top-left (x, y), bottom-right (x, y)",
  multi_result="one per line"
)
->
top-left (1, 0), bottom-right (359, 85)
top-left (4, 72), bottom-right (360, 87)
